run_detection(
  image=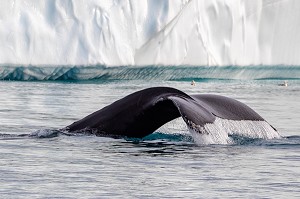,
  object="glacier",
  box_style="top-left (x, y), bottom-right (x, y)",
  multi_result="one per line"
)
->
top-left (1, 0), bottom-right (300, 66)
